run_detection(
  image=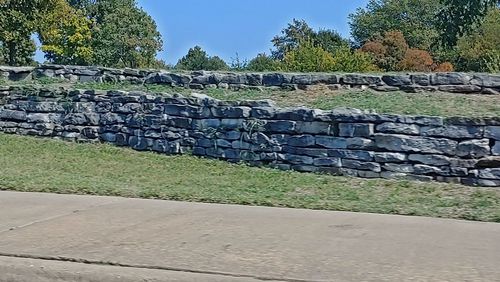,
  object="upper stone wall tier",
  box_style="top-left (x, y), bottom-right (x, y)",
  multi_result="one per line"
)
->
top-left (0, 64), bottom-right (499, 95)
top-left (0, 88), bottom-right (499, 187)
